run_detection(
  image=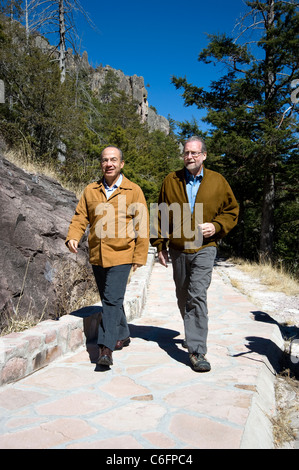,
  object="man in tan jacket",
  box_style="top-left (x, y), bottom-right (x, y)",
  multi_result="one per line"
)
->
top-left (66, 146), bottom-right (149, 368)
top-left (150, 136), bottom-right (239, 372)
